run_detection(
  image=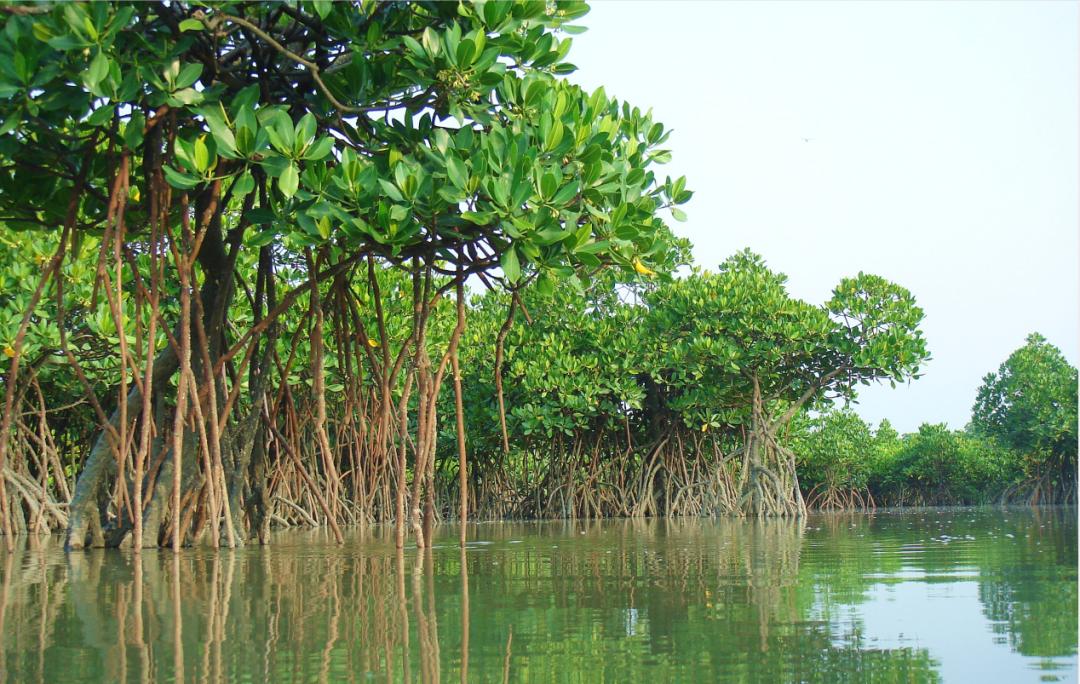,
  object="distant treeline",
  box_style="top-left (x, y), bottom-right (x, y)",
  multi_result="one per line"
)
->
top-left (792, 334), bottom-right (1077, 509)
top-left (447, 277), bottom-right (1074, 516)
